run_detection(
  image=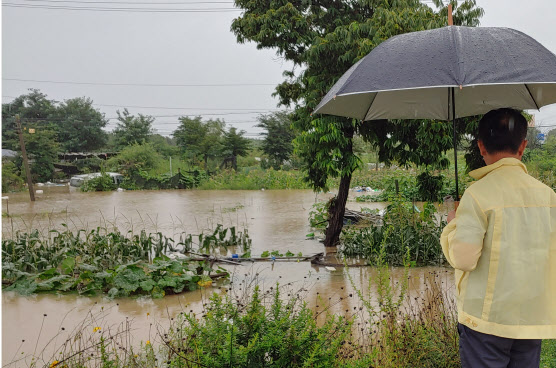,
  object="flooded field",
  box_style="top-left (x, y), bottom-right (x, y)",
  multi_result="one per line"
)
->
top-left (2, 188), bottom-right (453, 366)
